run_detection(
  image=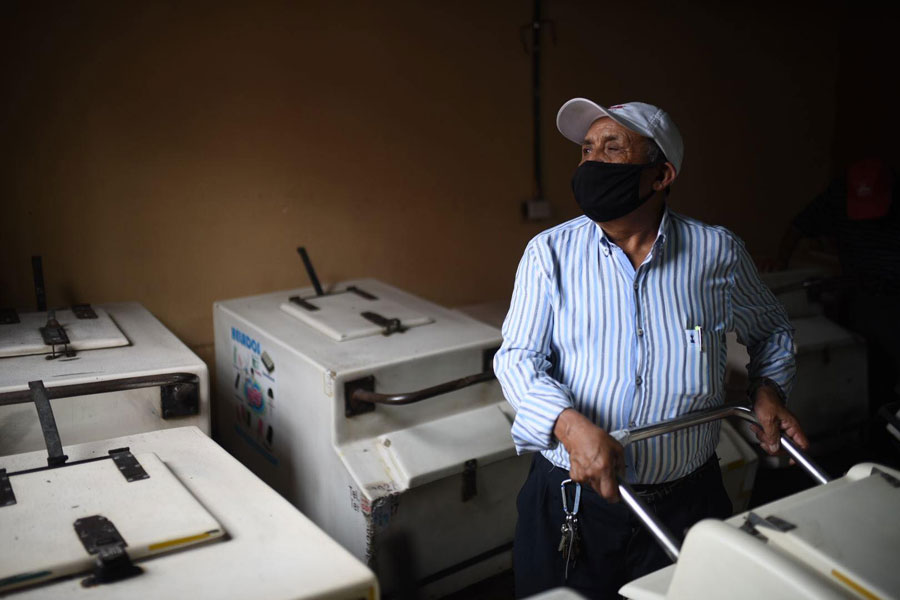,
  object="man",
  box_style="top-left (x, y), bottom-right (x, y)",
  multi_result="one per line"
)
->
top-left (494, 98), bottom-right (809, 599)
